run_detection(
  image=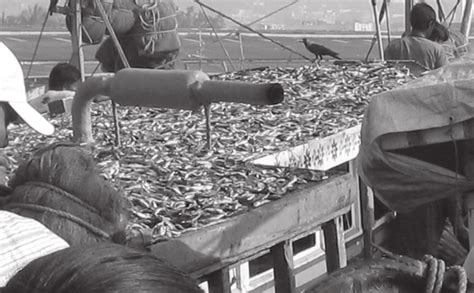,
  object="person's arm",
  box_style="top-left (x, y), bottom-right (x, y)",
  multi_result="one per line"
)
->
top-left (435, 46), bottom-right (449, 69)
top-left (28, 90), bottom-right (76, 114)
